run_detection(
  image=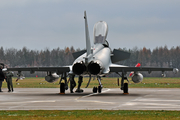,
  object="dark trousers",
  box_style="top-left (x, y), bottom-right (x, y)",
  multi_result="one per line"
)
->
top-left (7, 79), bottom-right (13, 91)
top-left (0, 81), bottom-right (2, 91)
